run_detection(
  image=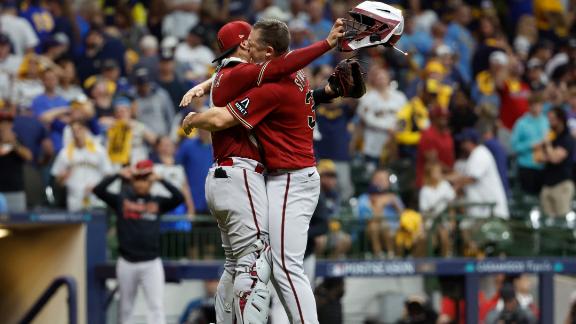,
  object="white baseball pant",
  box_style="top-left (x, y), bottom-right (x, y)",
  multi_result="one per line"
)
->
top-left (116, 257), bottom-right (165, 324)
top-left (270, 253), bottom-right (316, 324)
top-left (267, 167), bottom-right (320, 324)
top-left (205, 157), bottom-right (269, 323)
